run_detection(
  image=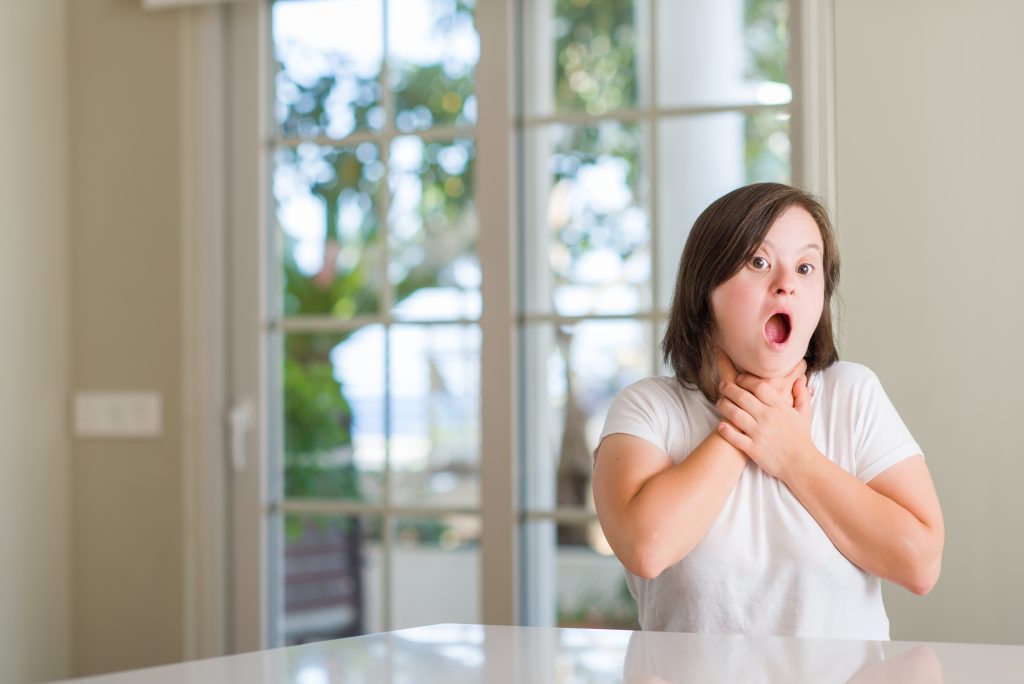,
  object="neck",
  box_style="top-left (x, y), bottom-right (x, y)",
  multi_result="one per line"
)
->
top-left (734, 360), bottom-right (807, 380)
